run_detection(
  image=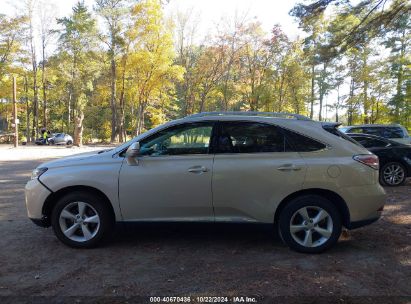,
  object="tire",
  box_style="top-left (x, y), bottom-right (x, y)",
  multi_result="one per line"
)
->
top-left (380, 162), bottom-right (406, 187)
top-left (66, 140), bottom-right (73, 145)
top-left (49, 139), bottom-right (55, 145)
top-left (51, 191), bottom-right (113, 248)
top-left (278, 195), bottom-right (342, 253)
